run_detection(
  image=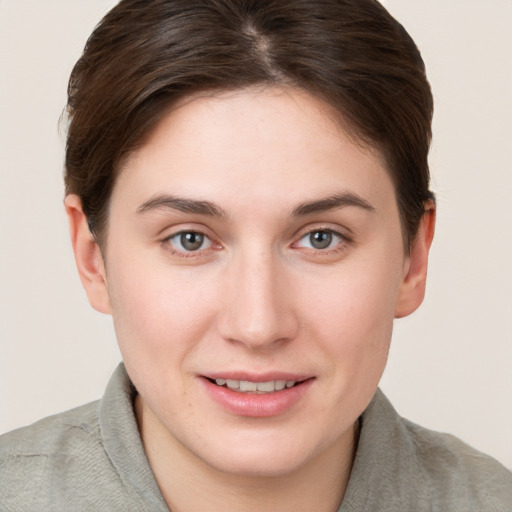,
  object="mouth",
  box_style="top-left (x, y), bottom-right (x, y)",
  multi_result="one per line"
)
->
top-left (201, 374), bottom-right (314, 417)
top-left (207, 378), bottom-right (302, 394)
